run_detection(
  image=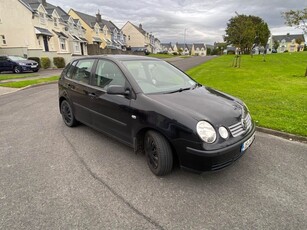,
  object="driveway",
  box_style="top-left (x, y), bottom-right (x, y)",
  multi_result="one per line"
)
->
top-left (0, 56), bottom-right (306, 229)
